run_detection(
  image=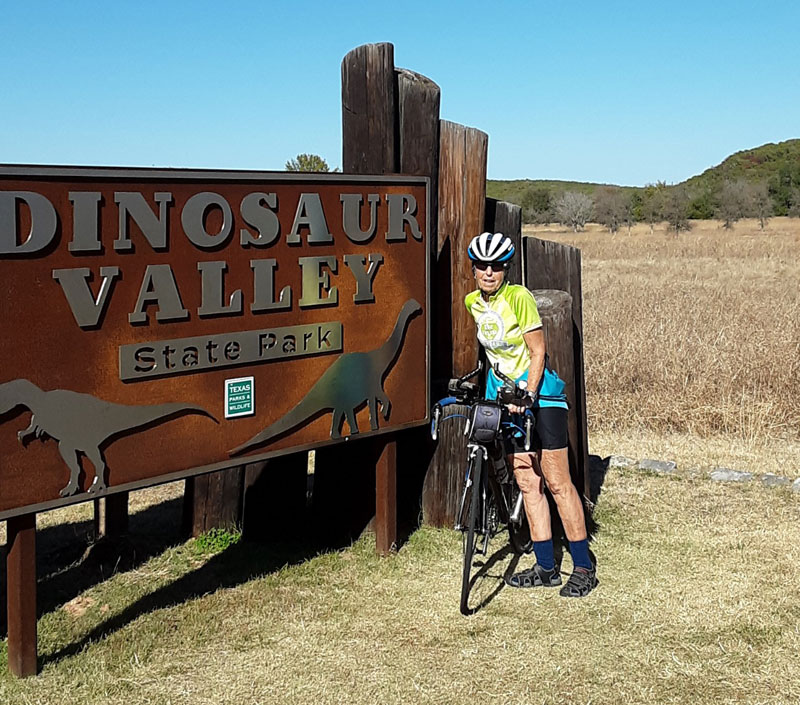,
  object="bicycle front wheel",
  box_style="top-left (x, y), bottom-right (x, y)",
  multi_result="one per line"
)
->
top-left (460, 450), bottom-right (485, 615)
